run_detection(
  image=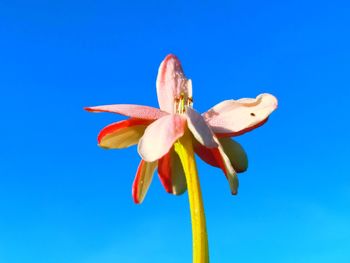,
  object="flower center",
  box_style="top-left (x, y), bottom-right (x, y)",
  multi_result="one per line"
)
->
top-left (174, 92), bottom-right (193, 114)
